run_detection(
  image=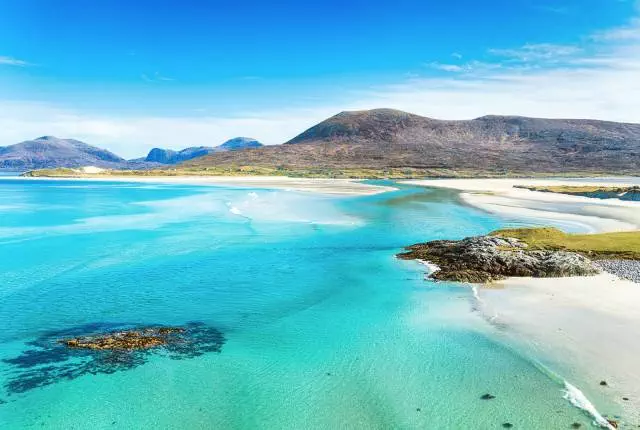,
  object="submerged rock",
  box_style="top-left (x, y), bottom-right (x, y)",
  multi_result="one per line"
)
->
top-left (3, 322), bottom-right (225, 395)
top-left (61, 327), bottom-right (185, 350)
top-left (398, 235), bottom-right (599, 283)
